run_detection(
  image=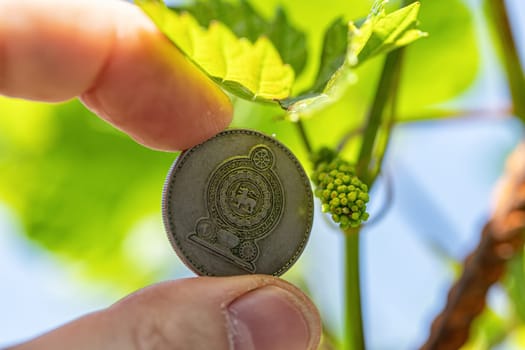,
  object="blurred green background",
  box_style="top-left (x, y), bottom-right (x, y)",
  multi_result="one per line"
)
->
top-left (1, 0), bottom-right (525, 348)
